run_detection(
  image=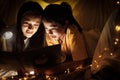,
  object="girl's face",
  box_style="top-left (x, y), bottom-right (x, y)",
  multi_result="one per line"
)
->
top-left (43, 21), bottom-right (66, 41)
top-left (21, 15), bottom-right (41, 38)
